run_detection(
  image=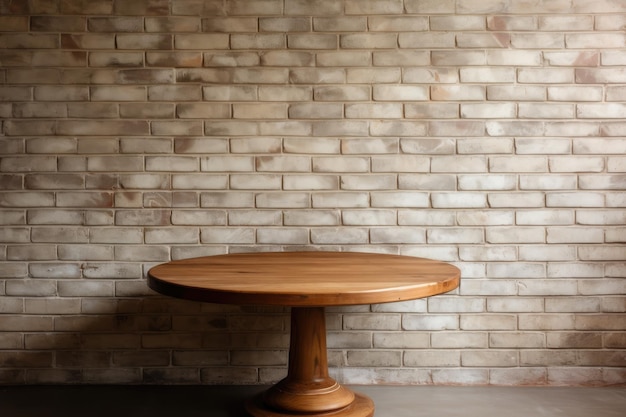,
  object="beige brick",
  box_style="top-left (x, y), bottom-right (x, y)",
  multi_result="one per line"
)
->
top-left (462, 350), bottom-right (518, 367)
top-left (67, 103), bottom-right (118, 119)
top-left (348, 68), bottom-right (400, 84)
top-left (346, 0), bottom-right (403, 14)
top-left (399, 174), bottom-right (456, 191)
top-left (283, 175), bottom-right (338, 190)
top-left (457, 33), bottom-right (510, 48)
top-left (490, 368), bottom-right (548, 386)
top-left (229, 137), bottom-right (279, 154)
top-left (147, 16), bottom-right (201, 32)
top-left (203, 52), bottom-right (261, 66)
top-left (114, 0), bottom-right (169, 15)
top-left (432, 85), bottom-right (485, 101)
top-left (257, 228), bottom-right (308, 245)
top-left (432, 51), bottom-right (486, 66)
top-left (399, 33), bottom-right (455, 48)
top-left (287, 33), bottom-right (336, 50)
top-left (288, 69), bottom-right (345, 85)
top-left (231, 34), bottom-right (285, 50)
top-left (373, 85), bottom-right (428, 101)
top-left (172, 210), bottom-right (226, 226)
top-left (311, 227), bottom-right (369, 244)
top-left (347, 350), bottom-right (401, 367)
top-left (283, 210), bottom-right (338, 226)
top-left (487, 85), bottom-right (546, 101)
top-left (283, 138), bottom-right (338, 154)
top-left (258, 86), bottom-right (311, 102)
top-left (233, 103), bottom-right (287, 119)
top-left (512, 33), bottom-right (564, 49)
top-left (462, 103), bottom-right (516, 119)
top-left (317, 51), bottom-right (371, 67)
top-left (258, 156), bottom-right (312, 173)
top-left (31, 15), bottom-right (85, 32)
top-left (289, 103), bottom-right (342, 119)
top-left (490, 332), bottom-right (545, 349)
top-left (431, 332), bottom-right (488, 349)
top-left (147, 51), bottom-right (203, 67)
top-left (341, 209), bottom-right (394, 226)
top-left (230, 174), bottom-right (281, 190)
top-left (341, 33), bottom-right (397, 49)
